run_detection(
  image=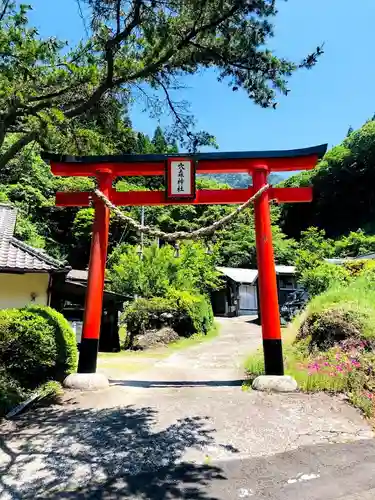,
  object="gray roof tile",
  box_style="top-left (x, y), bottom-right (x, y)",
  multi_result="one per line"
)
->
top-left (0, 204), bottom-right (67, 272)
